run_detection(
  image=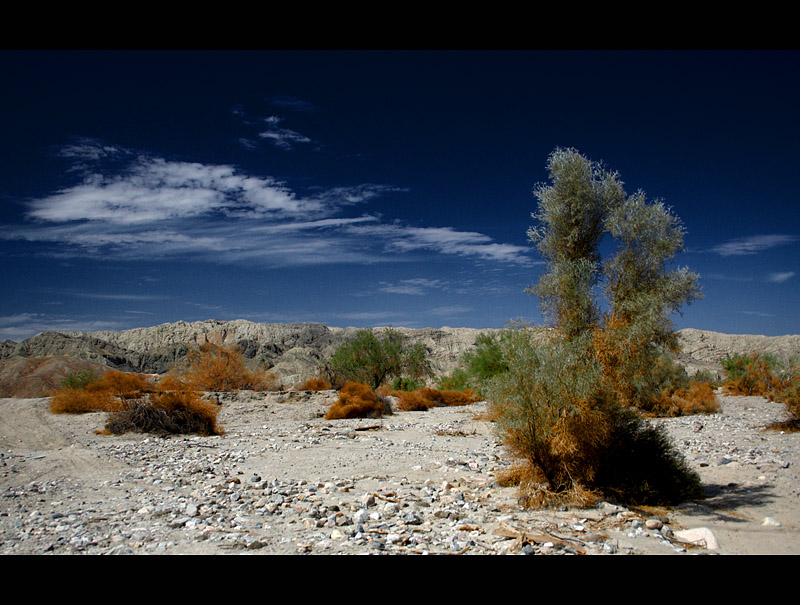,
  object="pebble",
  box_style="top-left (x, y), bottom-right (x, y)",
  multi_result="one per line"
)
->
top-left (1, 392), bottom-right (797, 555)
